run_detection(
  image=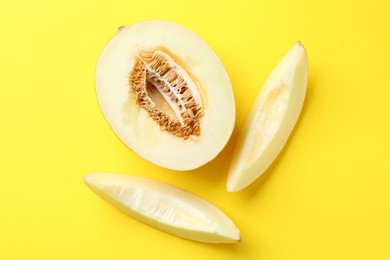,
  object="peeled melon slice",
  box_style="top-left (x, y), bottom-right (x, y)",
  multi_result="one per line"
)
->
top-left (227, 42), bottom-right (308, 192)
top-left (84, 173), bottom-right (241, 243)
top-left (95, 20), bottom-right (235, 170)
